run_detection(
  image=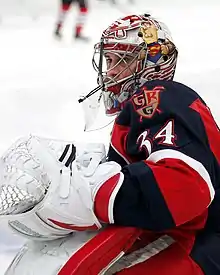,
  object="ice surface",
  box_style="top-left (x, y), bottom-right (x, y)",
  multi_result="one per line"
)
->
top-left (0, 0), bottom-right (219, 273)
